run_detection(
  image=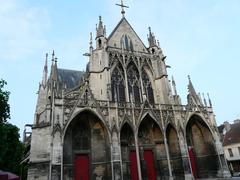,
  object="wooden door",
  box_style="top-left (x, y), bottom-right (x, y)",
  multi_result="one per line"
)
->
top-left (188, 147), bottom-right (198, 179)
top-left (144, 150), bottom-right (157, 180)
top-left (129, 151), bottom-right (139, 180)
top-left (74, 154), bottom-right (89, 180)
